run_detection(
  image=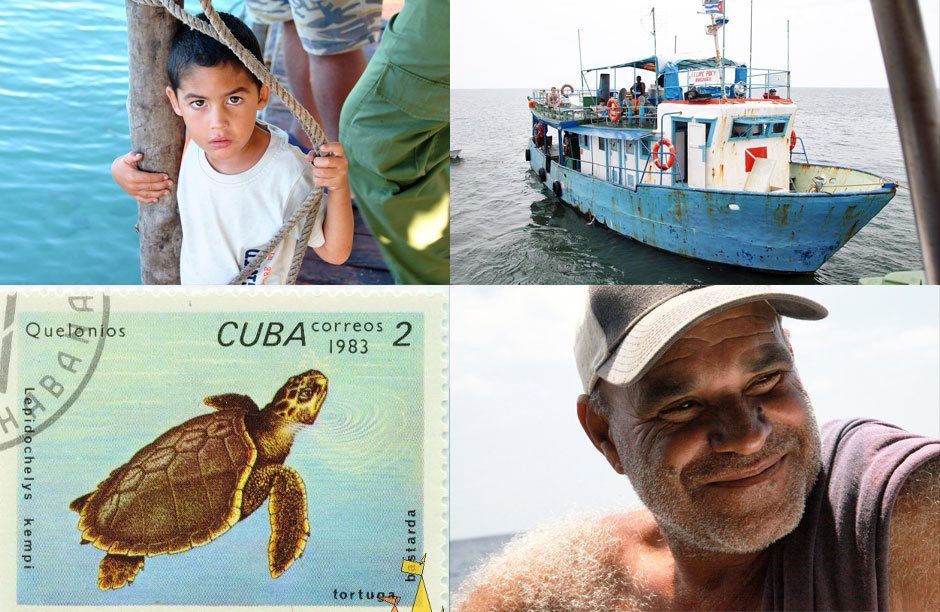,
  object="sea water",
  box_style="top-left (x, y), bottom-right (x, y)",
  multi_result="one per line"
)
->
top-left (451, 88), bottom-right (925, 285)
top-left (0, 0), bottom-right (246, 285)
